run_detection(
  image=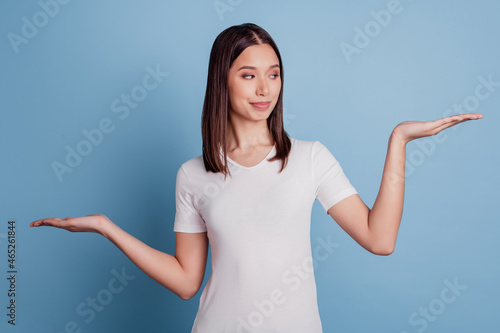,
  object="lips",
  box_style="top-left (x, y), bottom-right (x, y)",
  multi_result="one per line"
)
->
top-left (250, 102), bottom-right (271, 110)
